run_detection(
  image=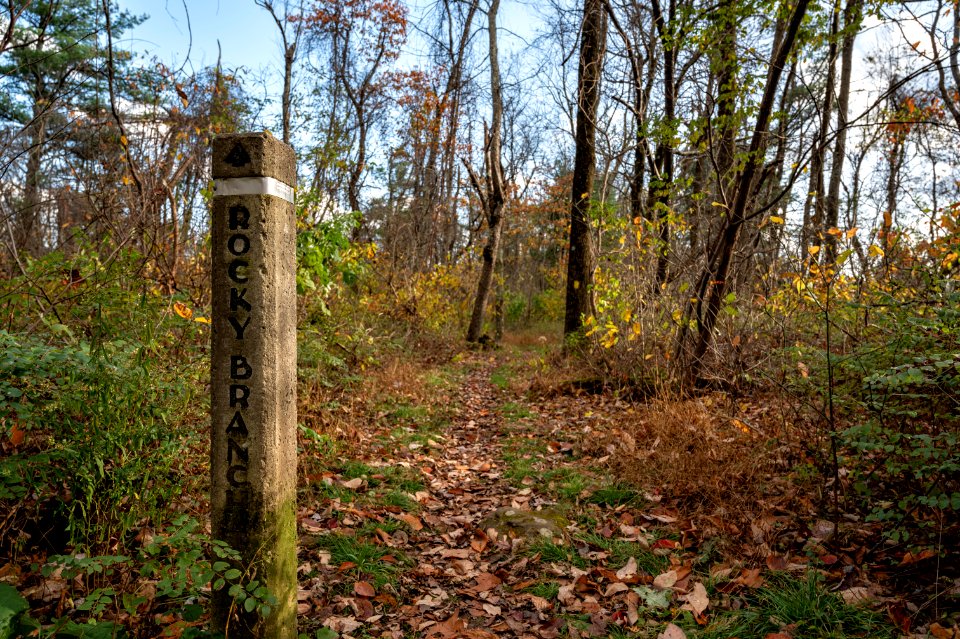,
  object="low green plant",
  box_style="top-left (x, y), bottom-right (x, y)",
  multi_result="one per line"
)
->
top-left (693, 573), bottom-right (893, 639)
top-left (312, 534), bottom-right (408, 588)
